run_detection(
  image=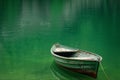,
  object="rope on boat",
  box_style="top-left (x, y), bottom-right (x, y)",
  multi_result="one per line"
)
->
top-left (100, 62), bottom-right (110, 80)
